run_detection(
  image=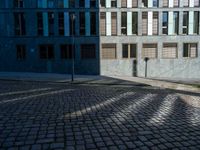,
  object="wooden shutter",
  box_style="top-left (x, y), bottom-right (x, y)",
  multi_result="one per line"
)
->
top-left (121, 0), bottom-right (127, 7)
top-left (100, 12), bottom-right (106, 35)
top-left (162, 43), bottom-right (177, 58)
top-left (132, 0), bottom-right (138, 7)
top-left (174, 0), bottom-right (179, 7)
top-left (142, 12), bottom-right (147, 35)
top-left (111, 12), bottom-right (117, 35)
top-left (190, 44), bottom-right (197, 57)
top-left (153, 12), bottom-right (158, 35)
top-left (102, 44), bottom-right (116, 59)
top-left (163, 0), bottom-right (168, 7)
top-left (142, 44), bottom-right (157, 58)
